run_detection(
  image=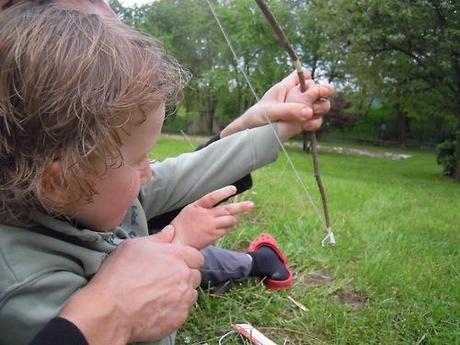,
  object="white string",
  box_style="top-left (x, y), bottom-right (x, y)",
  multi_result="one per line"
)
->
top-left (206, 0), bottom-right (328, 232)
top-left (218, 330), bottom-right (236, 345)
top-left (321, 229), bottom-right (336, 247)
